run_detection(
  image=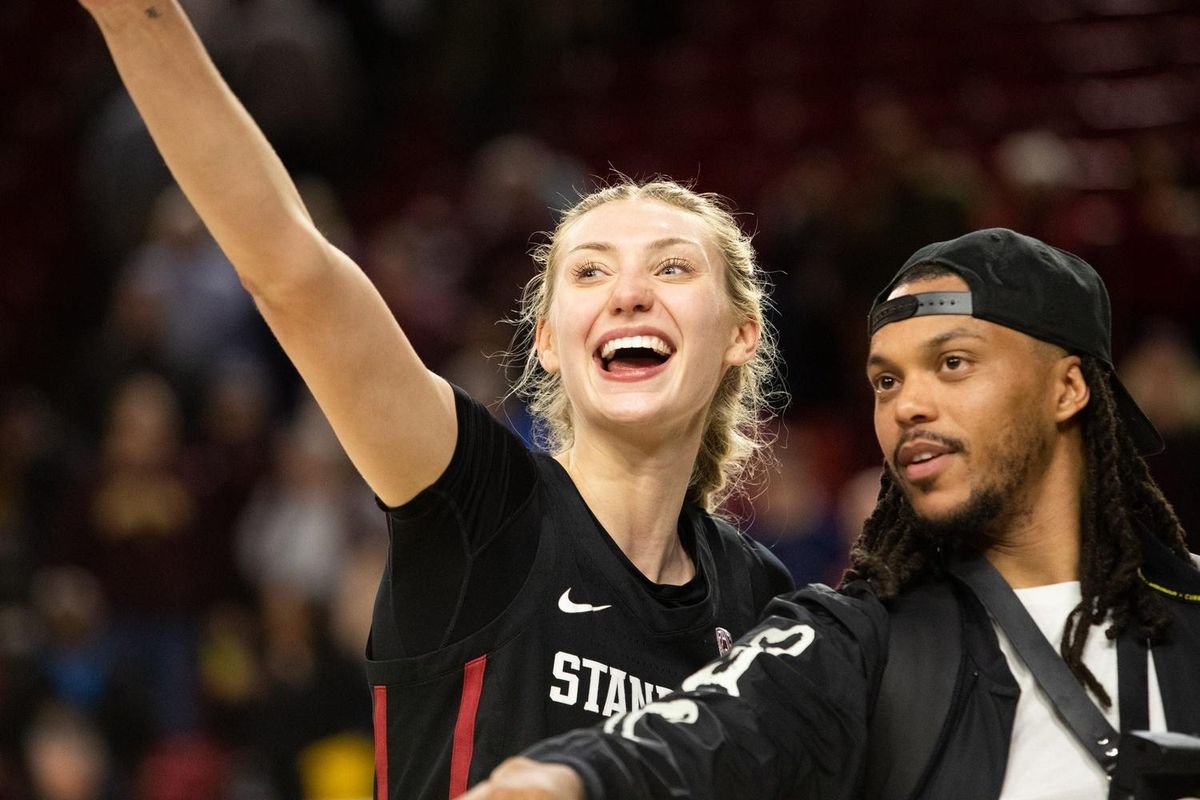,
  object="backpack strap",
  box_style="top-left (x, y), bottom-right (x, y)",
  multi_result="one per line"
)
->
top-left (864, 580), bottom-right (963, 800)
